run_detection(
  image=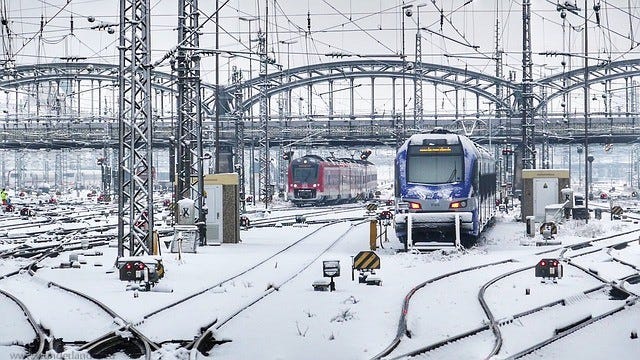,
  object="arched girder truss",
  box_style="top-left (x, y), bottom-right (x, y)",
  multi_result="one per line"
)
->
top-left (535, 58), bottom-right (640, 112)
top-left (0, 62), bottom-right (217, 113)
top-left (5, 59), bottom-right (640, 144)
top-left (219, 60), bottom-right (518, 115)
top-left (1, 63), bottom-right (168, 90)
